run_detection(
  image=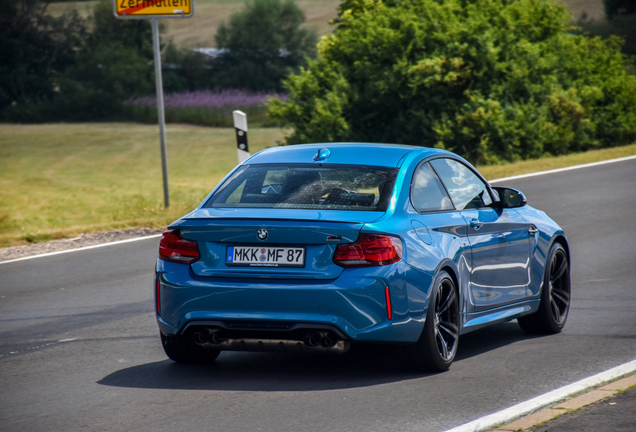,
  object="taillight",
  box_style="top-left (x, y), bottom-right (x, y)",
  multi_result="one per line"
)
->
top-left (333, 234), bottom-right (403, 267)
top-left (159, 229), bottom-right (200, 264)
